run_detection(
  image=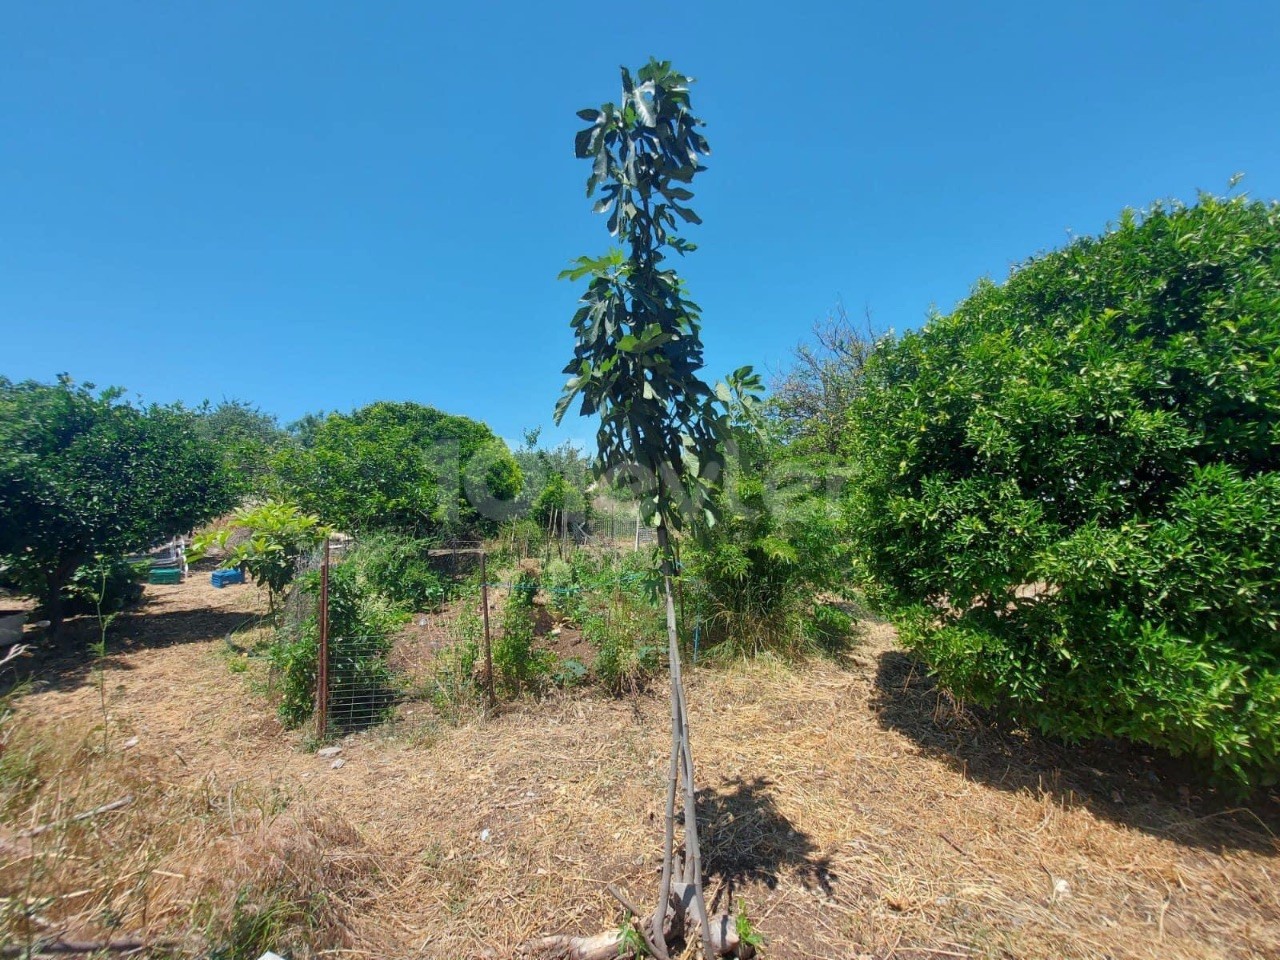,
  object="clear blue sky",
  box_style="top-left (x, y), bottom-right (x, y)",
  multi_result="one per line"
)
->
top-left (3, 1), bottom-right (1278, 448)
